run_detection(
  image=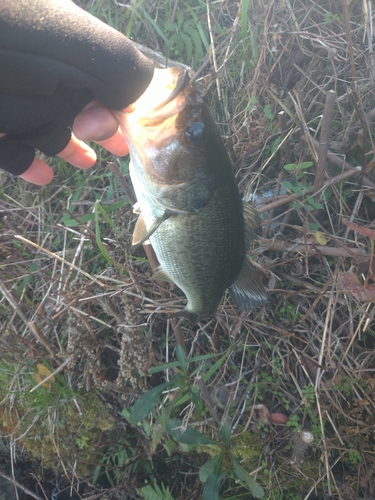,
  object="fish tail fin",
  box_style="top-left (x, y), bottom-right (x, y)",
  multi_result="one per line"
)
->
top-left (229, 257), bottom-right (267, 311)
